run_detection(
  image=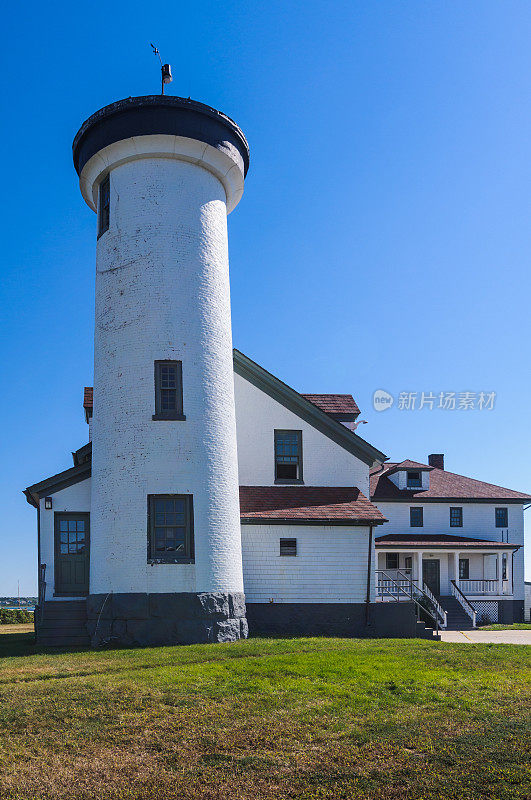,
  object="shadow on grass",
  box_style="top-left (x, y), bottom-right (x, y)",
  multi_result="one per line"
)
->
top-left (0, 630), bottom-right (92, 659)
